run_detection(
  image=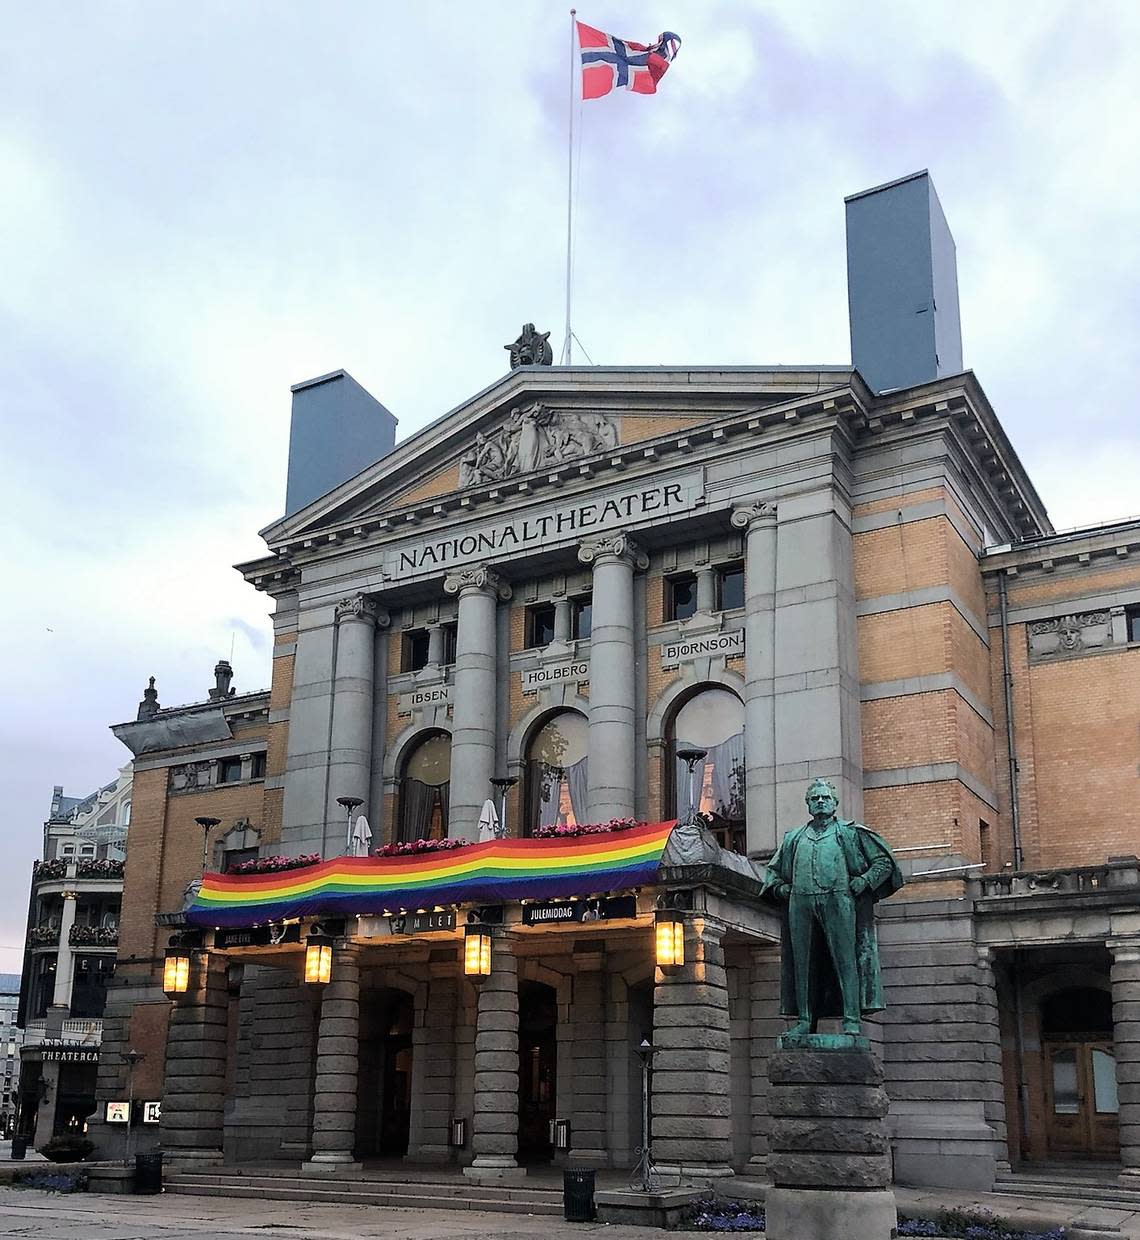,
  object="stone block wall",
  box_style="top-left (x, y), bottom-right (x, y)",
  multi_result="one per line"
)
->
top-left (224, 962), bottom-right (318, 1163)
top-left (876, 899), bottom-right (1006, 1190)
